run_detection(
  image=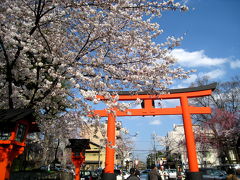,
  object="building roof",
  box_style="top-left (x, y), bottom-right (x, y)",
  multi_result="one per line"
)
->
top-left (66, 139), bottom-right (91, 150)
top-left (0, 109), bottom-right (34, 123)
top-left (89, 141), bottom-right (104, 148)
